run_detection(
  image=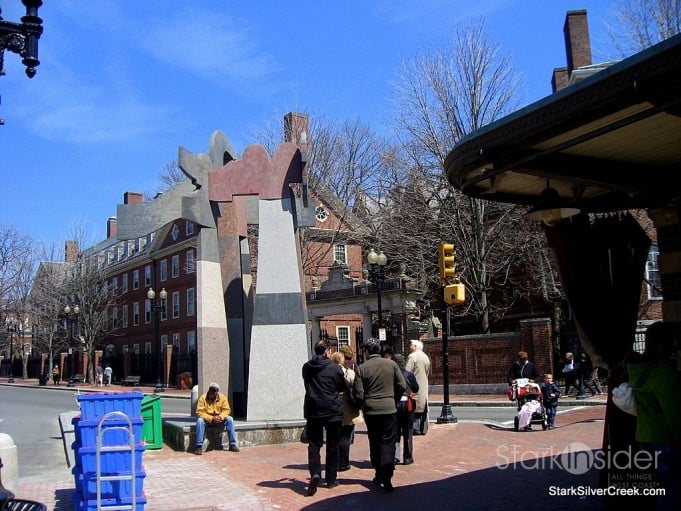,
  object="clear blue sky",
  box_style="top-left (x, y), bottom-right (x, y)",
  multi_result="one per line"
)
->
top-left (1, 1), bottom-right (615, 252)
